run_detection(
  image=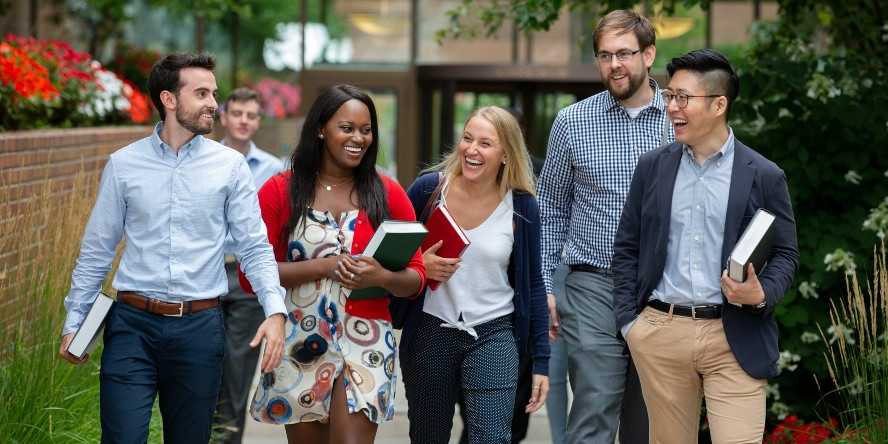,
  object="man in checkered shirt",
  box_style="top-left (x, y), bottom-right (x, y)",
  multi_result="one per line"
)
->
top-left (538, 10), bottom-right (674, 444)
